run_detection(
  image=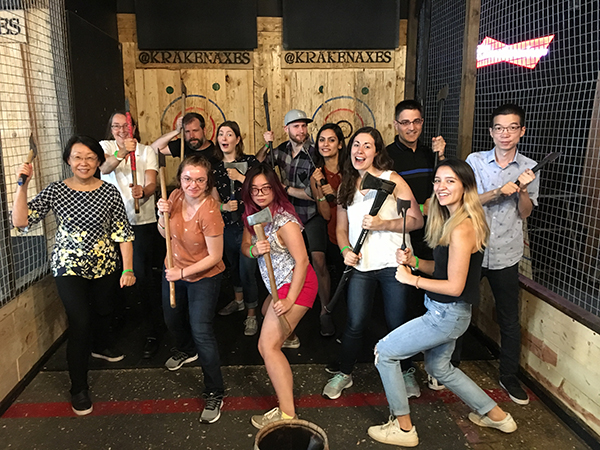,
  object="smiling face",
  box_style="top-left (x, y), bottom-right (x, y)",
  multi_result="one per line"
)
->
top-left (285, 121), bottom-right (309, 145)
top-left (250, 174), bottom-right (274, 209)
top-left (217, 126), bottom-right (240, 155)
top-left (489, 113), bottom-right (525, 154)
top-left (68, 143), bottom-right (100, 181)
top-left (351, 133), bottom-right (376, 173)
top-left (317, 128), bottom-right (341, 159)
top-left (433, 165), bottom-right (464, 213)
top-left (110, 113), bottom-right (133, 146)
top-left (180, 164), bottom-right (209, 199)
top-left (394, 108), bottom-right (423, 148)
